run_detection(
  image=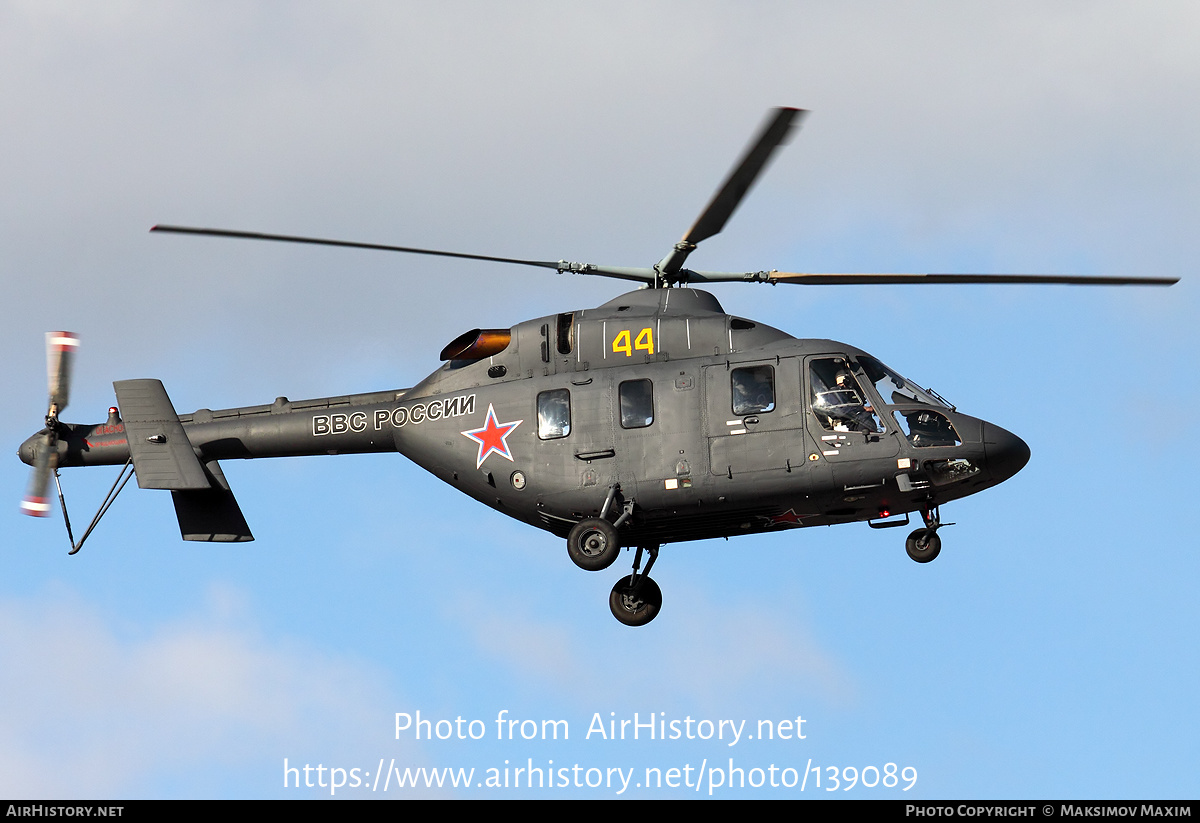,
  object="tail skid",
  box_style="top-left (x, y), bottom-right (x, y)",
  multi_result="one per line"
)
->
top-left (56, 459), bottom-right (136, 555)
